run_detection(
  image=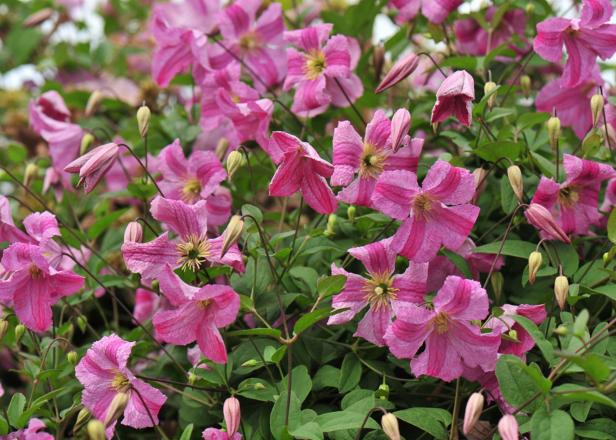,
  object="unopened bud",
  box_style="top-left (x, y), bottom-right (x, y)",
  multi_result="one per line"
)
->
top-left (24, 163), bottom-right (39, 187)
top-left (508, 329), bottom-right (518, 342)
top-left (376, 383), bottom-right (390, 400)
top-left (215, 138), bottom-right (230, 160)
top-left (253, 382), bottom-right (266, 390)
top-left (67, 351), bottom-right (78, 365)
top-left (547, 116), bottom-right (561, 150)
top-left (136, 105), bottom-right (151, 138)
top-left (554, 325), bottom-right (568, 336)
top-left (375, 52), bottom-right (419, 94)
top-left (347, 205), bottom-right (356, 221)
top-left (23, 8), bottom-right (53, 27)
top-left (76, 316), bottom-right (87, 333)
top-left (391, 108), bottom-right (411, 152)
top-left (490, 272), bottom-right (504, 301)
top-left (86, 420), bottom-right (106, 440)
top-left (73, 408), bottom-right (91, 434)
top-left (507, 165), bottom-right (524, 202)
top-left (520, 75), bottom-right (531, 97)
top-left (591, 94), bottom-right (604, 128)
top-left (554, 275), bottom-right (569, 310)
top-left (14, 324), bottom-right (25, 344)
top-left (472, 167), bottom-right (489, 203)
top-left (604, 252), bottom-right (610, 264)
top-left (324, 214), bottom-right (337, 237)
top-left (241, 359), bottom-right (259, 367)
top-left (462, 392), bottom-right (484, 435)
top-left (373, 44), bottom-right (385, 82)
top-left (484, 81), bottom-right (498, 109)
top-left (80, 133), bottom-right (94, 155)
top-left (104, 392), bottom-right (129, 427)
top-left (226, 151), bottom-right (243, 180)
top-left (524, 4), bottom-right (535, 15)
top-left (188, 372), bottom-right (197, 385)
top-left (124, 221), bottom-right (143, 243)
top-left (381, 413), bottom-right (400, 440)
top-left (221, 215), bottom-right (244, 257)
top-left (223, 397), bottom-right (241, 436)
top-left (498, 414), bottom-right (519, 440)
top-left (86, 90), bottom-right (105, 117)
top-left (528, 251), bottom-right (542, 284)
top-left (0, 320), bottom-right (8, 340)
